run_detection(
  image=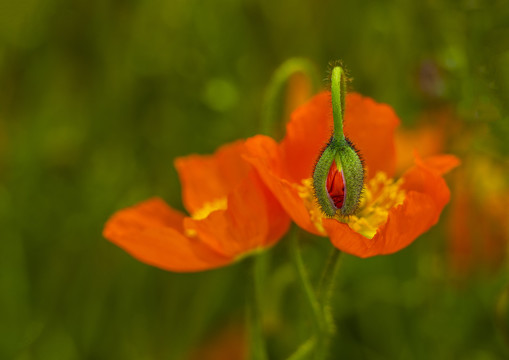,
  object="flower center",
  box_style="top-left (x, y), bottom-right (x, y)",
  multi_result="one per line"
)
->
top-left (299, 171), bottom-right (405, 239)
top-left (185, 197), bottom-right (228, 238)
top-left (341, 172), bottom-right (405, 238)
top-left (297, 178), bottom-right (327, 235)
top-left (326, 161), bottom-right (345, 210)
top-left (192, 198), bottom-right (228, 220)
